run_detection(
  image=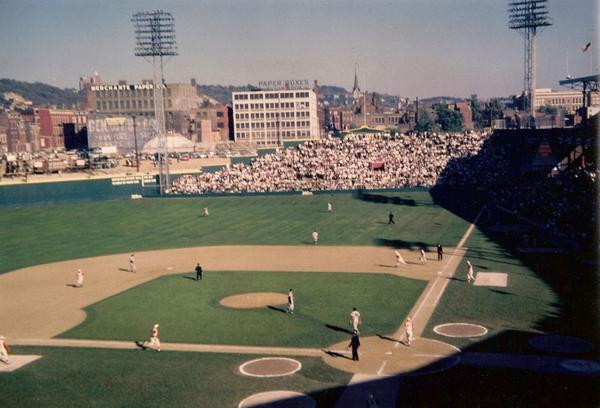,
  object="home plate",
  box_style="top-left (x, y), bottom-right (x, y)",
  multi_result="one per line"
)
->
top-left (0, 355), bottom-right (42, 372)
top-left (474, 272), bottom-right (507, 287)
